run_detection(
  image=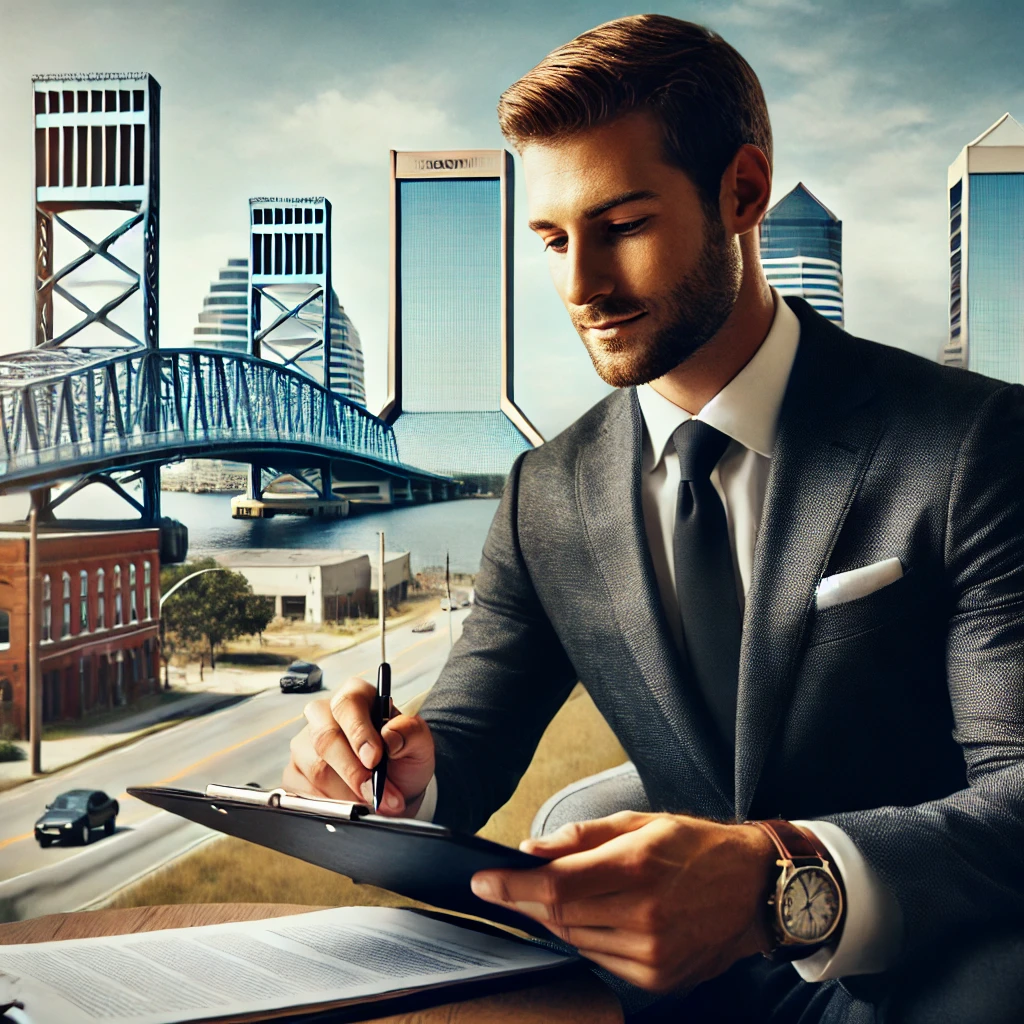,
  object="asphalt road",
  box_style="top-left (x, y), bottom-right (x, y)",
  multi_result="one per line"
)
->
top-left (0, 608), bottom-right (470, 922)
